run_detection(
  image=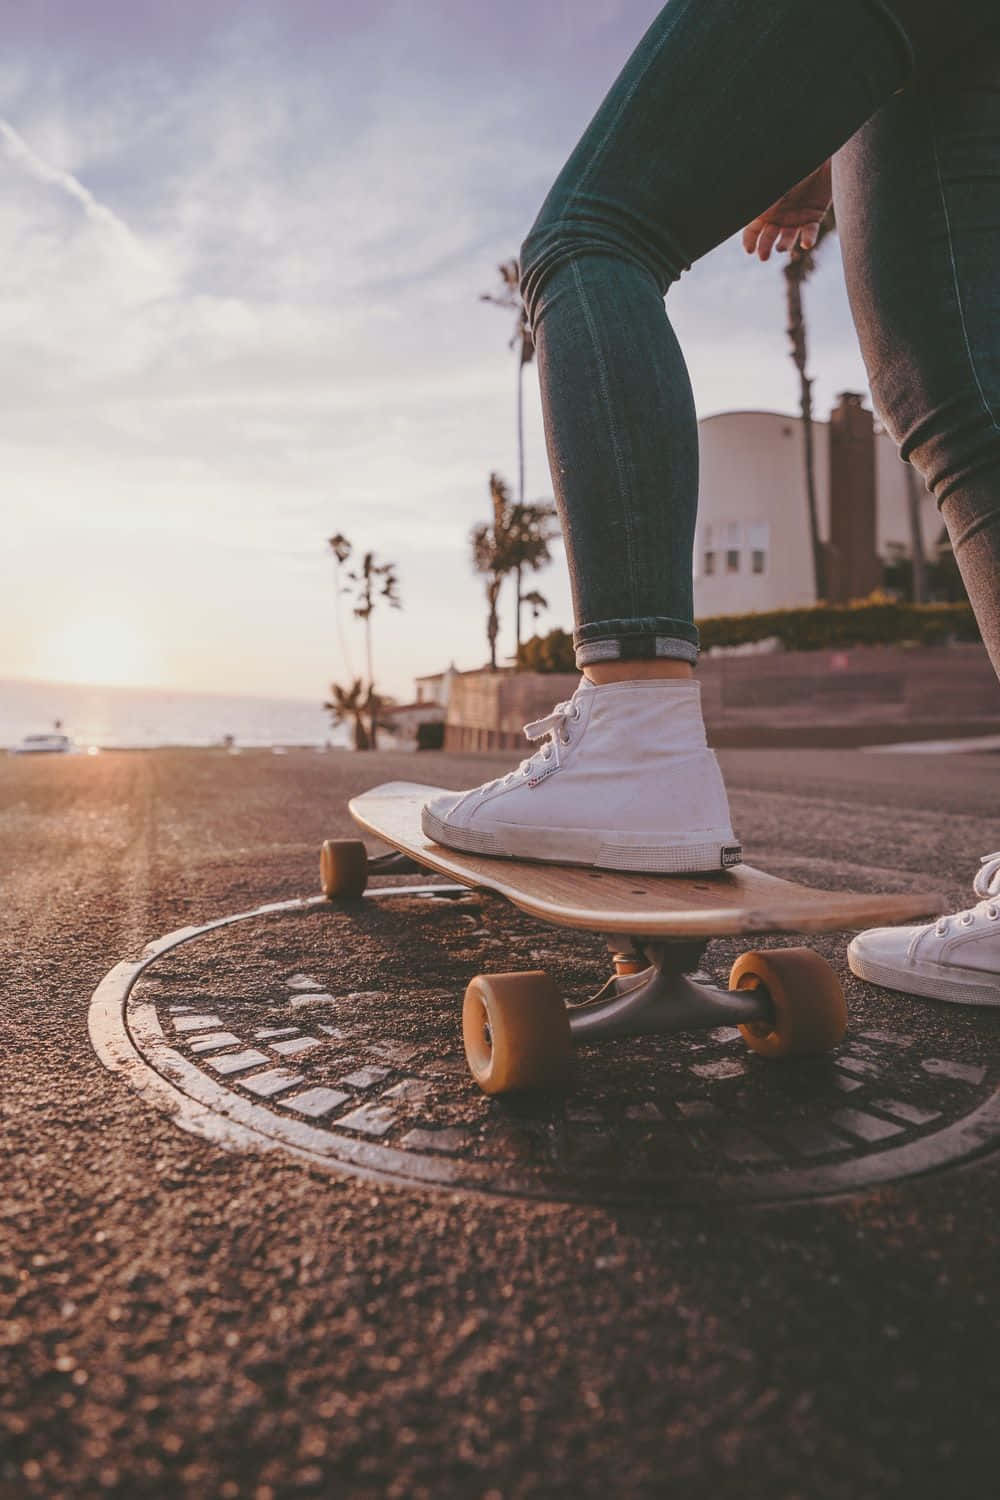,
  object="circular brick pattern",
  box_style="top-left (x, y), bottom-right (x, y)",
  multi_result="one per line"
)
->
top-left (90, 886), bottom-right (1000, 1204)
